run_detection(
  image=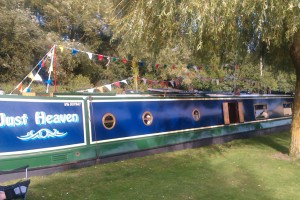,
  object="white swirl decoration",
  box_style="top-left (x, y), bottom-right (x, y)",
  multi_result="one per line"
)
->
top-left (17, 129), bottom-right (68, 141)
